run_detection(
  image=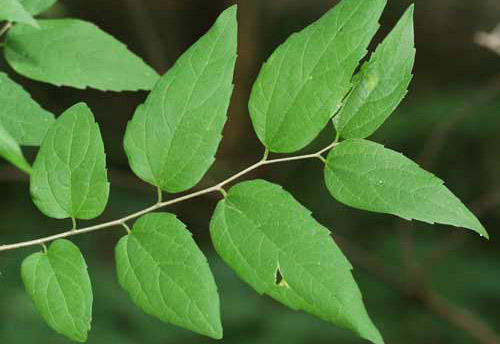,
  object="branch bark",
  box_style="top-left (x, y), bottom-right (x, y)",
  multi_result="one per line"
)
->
top-left (419, 287), bottom-right (500, 344)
